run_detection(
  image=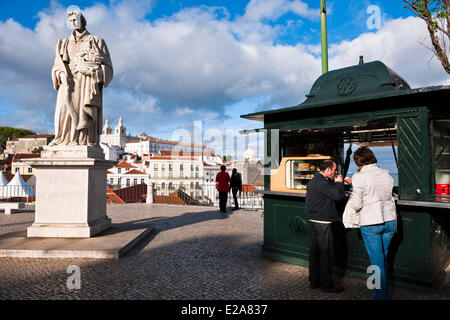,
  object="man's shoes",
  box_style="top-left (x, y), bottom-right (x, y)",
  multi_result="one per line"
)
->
top-left (232, 207), bottom-right (239, 210)
top-left (321, 286), bottom-right (345, 293)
